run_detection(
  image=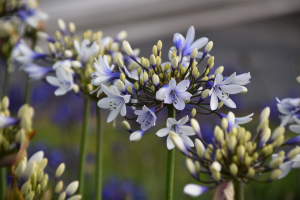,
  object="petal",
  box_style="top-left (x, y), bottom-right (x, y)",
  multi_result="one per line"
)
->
top-left (166, 136), bottom-right (175, 150)
top-left (120, 103), bottom-right (126, 116)
top-left (174, 99), bottom-right (185, 110)
top-left (210, 92), bottom-right (218, 110)
top-left (176, 80), bottom-right (190, 92)
top-left (97, 98), bottom-right (118, 109)
top-left (107, 107), bottom-right (120, 123)
top-left (129, 130), bottom-right (145, 141)
top-left (101, 84), bottom-right (120, 98)
top-left (46, 76), bottom-right (60, 87)
top-left (179, 125), bottom-right (195, 136)
top-left (289, 125), bottom-right (300, 134)
top-left (220, 72), bottom-right (236, 85)
top-left (54, 88), bottom-right (67, 96)
top-left (167, 118), bottom-right (177, 127)
top-left (156, 128), bottom-right (170, 137)
top-left (183, 184), bottom-right (208, 197)
top-left (177, 115), bottom-right (189, 125)
top-left (168, 78), bottom-right (176, 90)
top-left (74, 40), bottom-right (80, 55)
top-left (180, 135), bottom-right (194, 147)
top-left (214, 74), bottom-right (223, 86)
top-left (219, 85), bottom-right (244, 94)
top-left (176, 91), bottom-right (192, 100)
top-left (184, 26), bottom-right (195, 50)
top-left (188, 37), bottom-right (208, 51)
top-left (173, 33), bottom-right (185, 50)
